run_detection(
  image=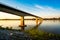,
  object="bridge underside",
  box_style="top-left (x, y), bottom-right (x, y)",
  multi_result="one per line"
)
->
top-left (0, 3), bottom-right (42, 30)
top-left (0, 4), bottom-right (40, 18)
